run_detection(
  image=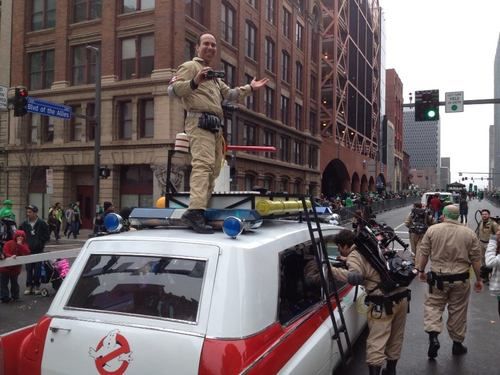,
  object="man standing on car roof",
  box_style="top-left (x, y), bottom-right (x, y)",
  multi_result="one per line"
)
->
top-left (331, 229), bottom-right (410, 375)
top-left (416, 205), bottom-right (482, 360)
top-left (168, 32), bottom-right (268, 234)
